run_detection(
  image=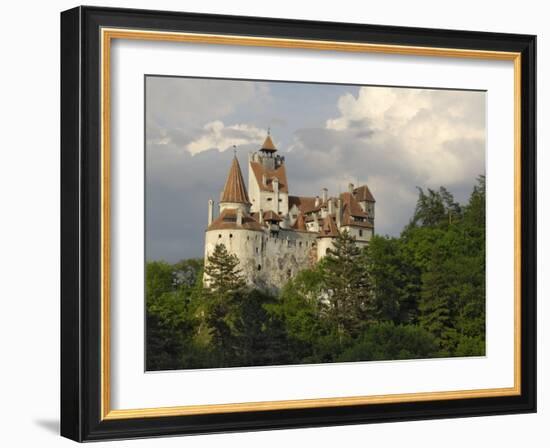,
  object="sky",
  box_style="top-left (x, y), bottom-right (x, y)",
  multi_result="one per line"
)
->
top-left (145, 76), bottom-right (486, 262)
